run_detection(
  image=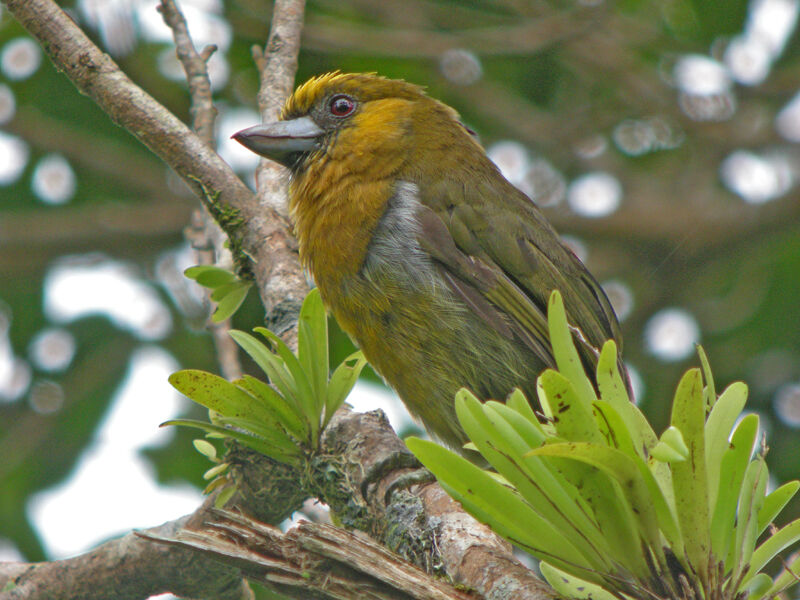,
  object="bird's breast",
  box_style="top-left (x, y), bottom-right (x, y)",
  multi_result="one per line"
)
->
top-left (317, 179), bottom-right (446, 325)
top-left (307, 178), bottom-right (453, 359)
